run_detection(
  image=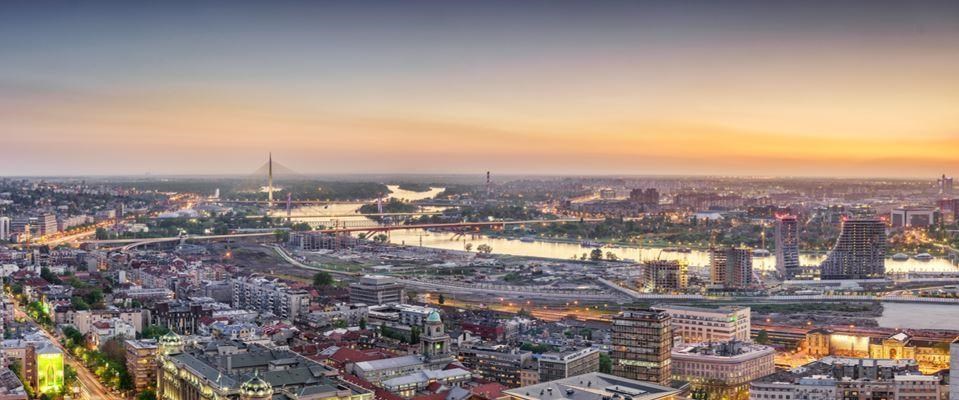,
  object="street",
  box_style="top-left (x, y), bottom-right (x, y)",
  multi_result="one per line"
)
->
top-left (11, 301), bottom-right (122, 400)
